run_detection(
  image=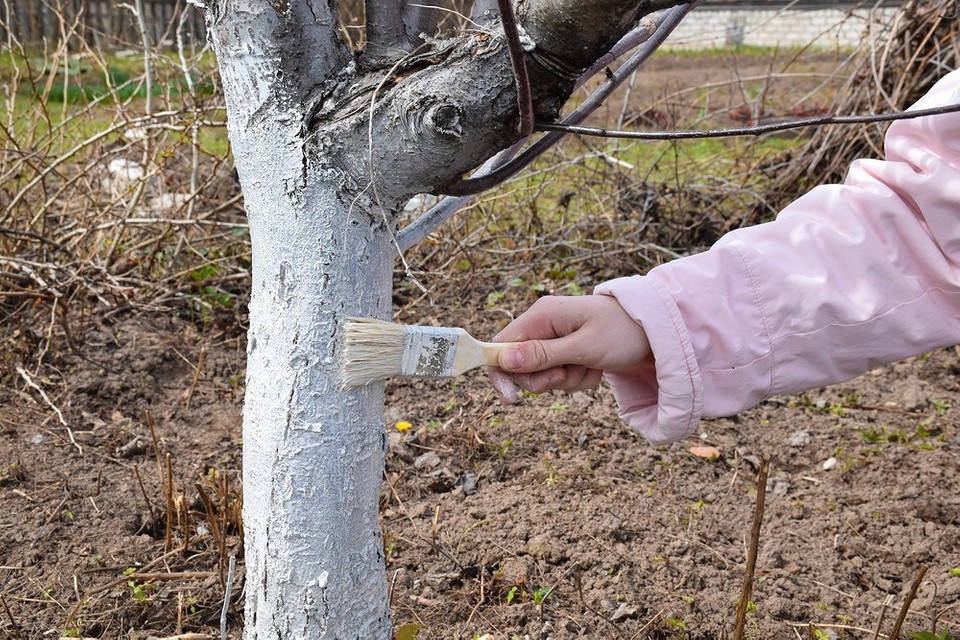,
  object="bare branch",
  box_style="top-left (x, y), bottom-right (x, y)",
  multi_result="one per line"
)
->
top-left (437, 3), bottom-right (695, 196)
top-left (403, 1), bottom-right (444, 45)
top-left (535, 101), bottom-right (960, 140)
top-left (396, 141), bottom-right (526, 251)
top-left (497, 0), bottom-right (535, 135)
top-left (366, 0), bottom-right (408, 56)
